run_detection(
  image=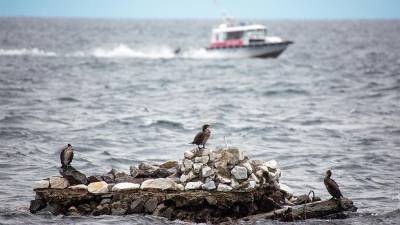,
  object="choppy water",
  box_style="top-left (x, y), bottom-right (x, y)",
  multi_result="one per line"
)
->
top-left (0, 18), bottom-right (399, 224)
